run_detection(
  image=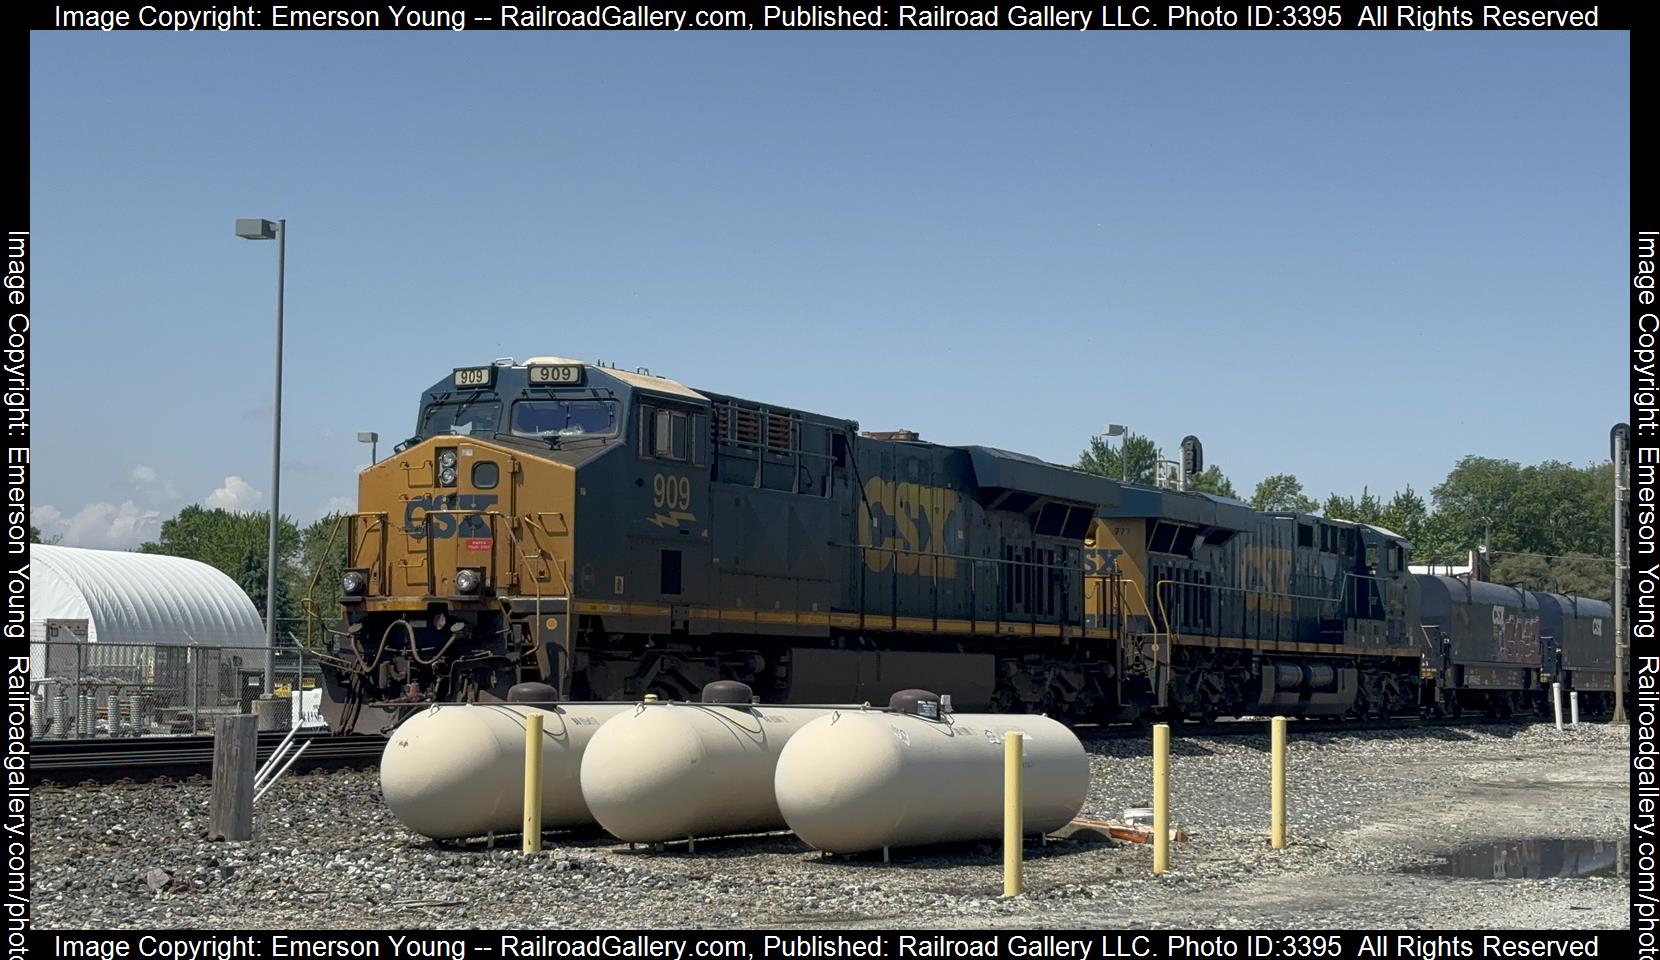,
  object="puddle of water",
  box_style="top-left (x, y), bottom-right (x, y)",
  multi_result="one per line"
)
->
top-left (1410, 838), bottom-right (1626, 880)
